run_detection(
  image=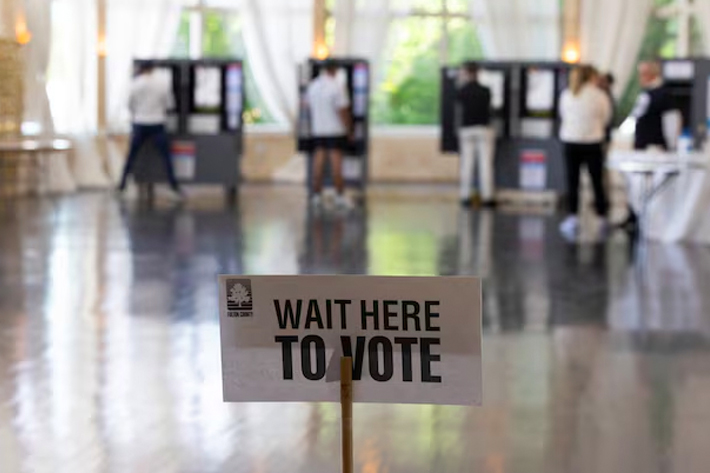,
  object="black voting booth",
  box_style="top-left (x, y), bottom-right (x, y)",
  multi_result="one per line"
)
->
top-left (441, 61), bottom-right (573, 193)
top-left (131, 59), bottom-right (244, 199)
top-left (297, 58), bottom-right (370, 197)
top-left (661, 58), bottom-right (710, 146)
